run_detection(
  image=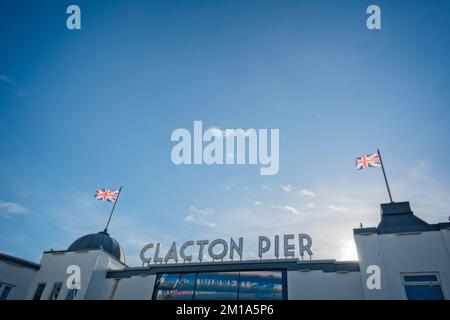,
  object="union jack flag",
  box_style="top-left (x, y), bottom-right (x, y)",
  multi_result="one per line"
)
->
top-left (95, 189), bottom-right (119, 202)
top-left (355, 152), bottom-right (382, 170)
